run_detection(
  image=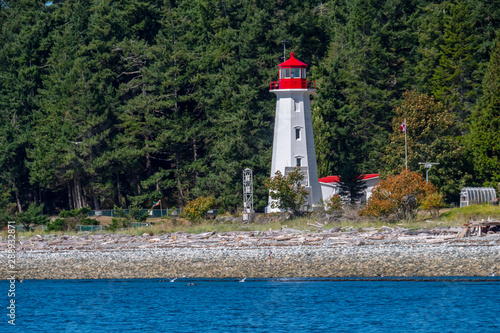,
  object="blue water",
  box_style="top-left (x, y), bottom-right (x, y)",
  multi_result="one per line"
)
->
top-left (3, 277), bottom-right (500, 333)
